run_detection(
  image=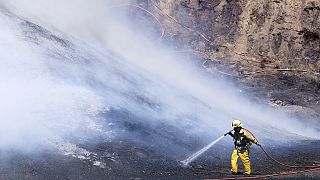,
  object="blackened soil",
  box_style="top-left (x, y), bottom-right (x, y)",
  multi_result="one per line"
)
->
top-left (240, 74), bottom-right (320, 107)
top-left (0, 140), bottom-right (319, 180)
